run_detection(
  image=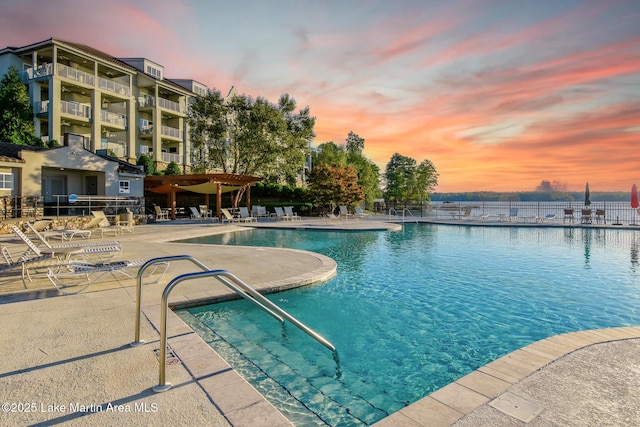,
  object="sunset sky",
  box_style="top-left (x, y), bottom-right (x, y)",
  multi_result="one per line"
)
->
top-left (1, 0), bottom-right (639, 192)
